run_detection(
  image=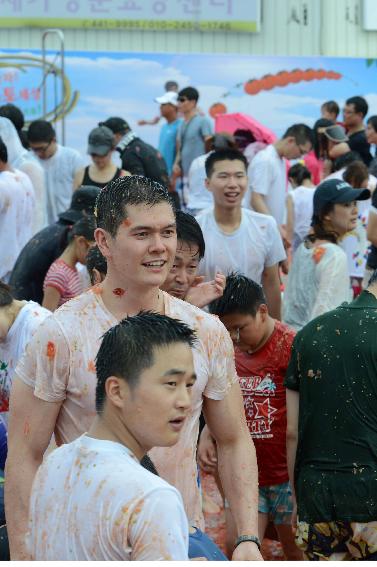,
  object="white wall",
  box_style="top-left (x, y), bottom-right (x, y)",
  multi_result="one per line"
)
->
top-left (1, 0), bottom-right (377, 57)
